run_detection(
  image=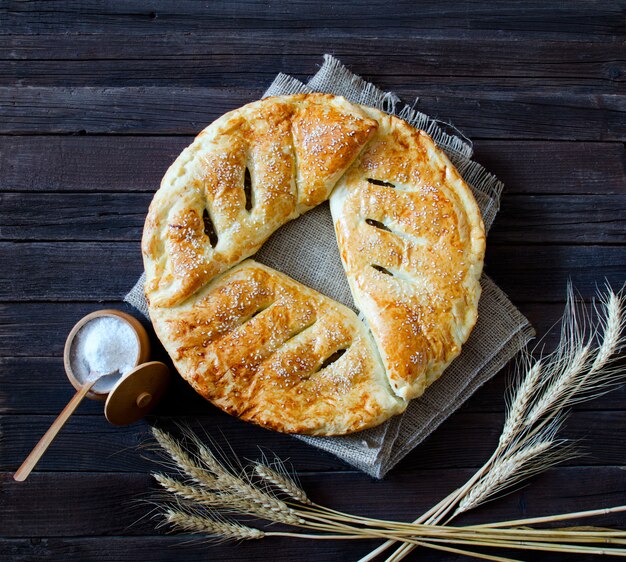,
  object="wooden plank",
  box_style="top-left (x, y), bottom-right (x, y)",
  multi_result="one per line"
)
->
top-left (2, 137), bottom-right (622, 195)
top-left (0, 192), bottom-right (149, 241)
top-left (0, 536), bottom-right (612, 562)
top-left (0, 86), bottom-right (260, 135)
top-left (3, 34), bottom-right (624, 76)
top-left (2, 192), bottom-right (623, 244)
top-left (0, 136), bottom-right (189, 193)
top-left (1, 1), bottom-right (623, 39)
top-left (0, 242), bottom-right (622, 302)
top-left (0, 86), bottom-right (623, 140)
top-left (7, 60), bottom-right (624, 95)
top-left (0, 193), bottom-right (150, 241)
top-left (474, 141), bottom-right (626, 195)
top-left (0, 536), bottom-right (370, 562)
top-left (3, 351), bottom-right (625, 415)
top-left (2, 40), bottom-right (623, 89)
top-left (0, 302), bottom-right (140, 357)
top-left (490, 194), bottom-right (626, 244)
top-left (3, 409), bottom-right (626, 475)
top-left (0, 242), bottom-right (144, 301)
top-left (483, 245), bottom-right (625, 302)
top-left (1, 467), bottom-right (625, 537)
